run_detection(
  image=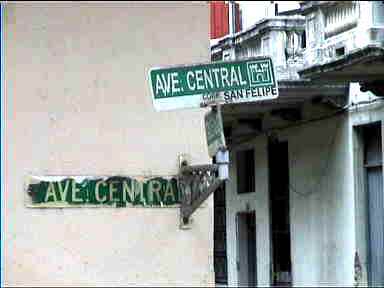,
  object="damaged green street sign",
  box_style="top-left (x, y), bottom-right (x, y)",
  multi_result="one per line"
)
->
top-left (149, 57), bottom-right (278, 111)
top-left (205, 107), bottom-right (225, 158)
top-left (26, 176), bottom-right (180, 208)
